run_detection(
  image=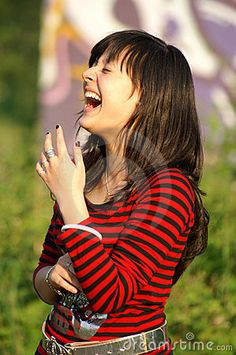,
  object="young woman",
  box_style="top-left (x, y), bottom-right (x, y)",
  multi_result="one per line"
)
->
top-left (34, 30), bottom-right (209, 355)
